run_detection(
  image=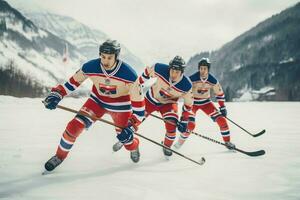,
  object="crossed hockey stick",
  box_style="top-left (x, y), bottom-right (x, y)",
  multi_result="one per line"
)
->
top-left (54, 104), bottom-right (205, 166)
top-left (150, 114), bottom-right (265, 157)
